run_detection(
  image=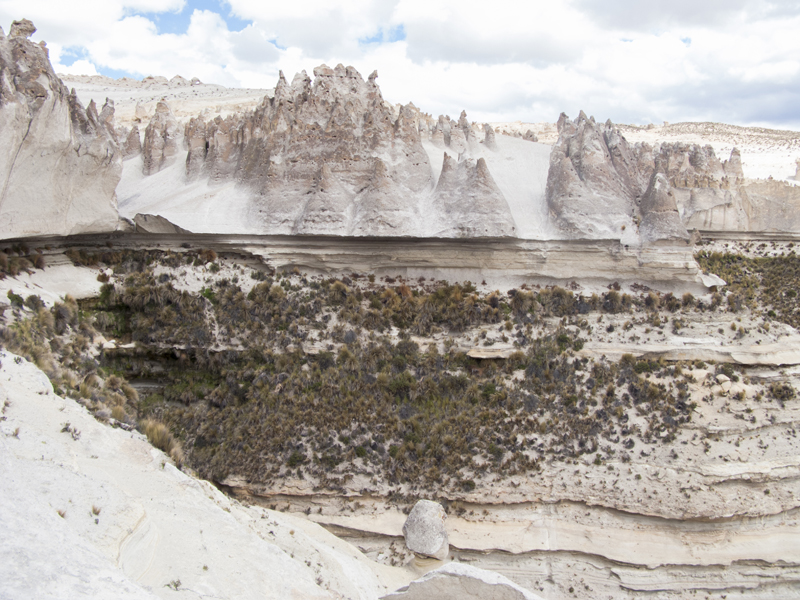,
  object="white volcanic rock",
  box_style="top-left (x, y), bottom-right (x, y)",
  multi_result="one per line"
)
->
top-left (0, 350), bottom-right (409, 600)
top-left (141, 100), bottom-right (180, 176)
top-left (402, 500), bottom-right (449, 560)
top-left (431, 154), bottom-right (517, 237)
top-left (546, 112), bottom-right (643, 239)
top-left (133, 213), bottom-right (191, 234)
top-left (639, 168), bottom-right (690, 243)
top-left (123, 124), bottom-right (142, 159)
top-left (180, 64), bottom-right (435, 236)
top-left (0, 19), bottom-right (121, 239)
top-left (382, 563), bottom-right (545, 600)
top-left (134, 101), bottom-right (148, 122)
top-left (483, 124), bottom-right (497, 150)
